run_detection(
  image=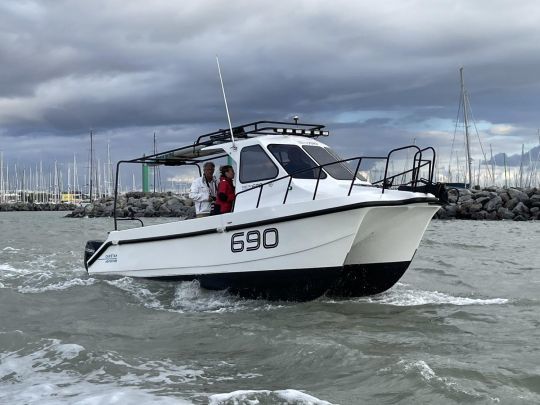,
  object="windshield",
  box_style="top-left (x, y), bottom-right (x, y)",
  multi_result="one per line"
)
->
top-left (302, 146), bottom-right (367, 181)
top-left (267, 144), bottom-right (327, 179)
